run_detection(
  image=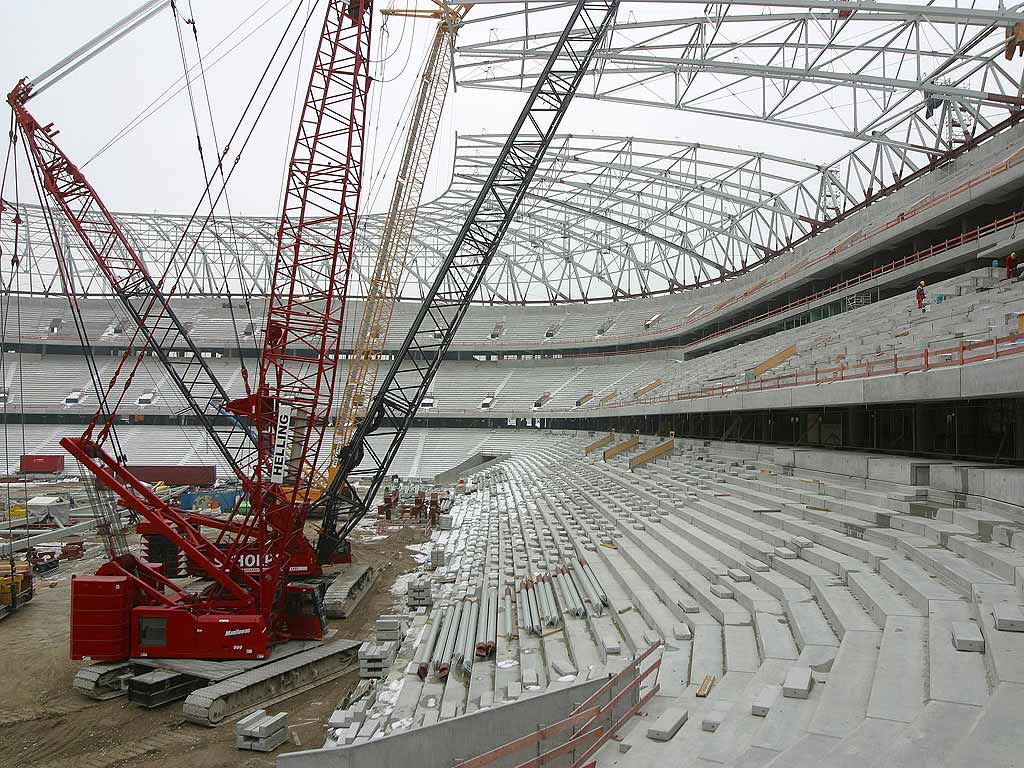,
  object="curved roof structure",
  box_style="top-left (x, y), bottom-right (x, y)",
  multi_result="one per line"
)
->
top-left (2, 0), bottom-right (1022, 303)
